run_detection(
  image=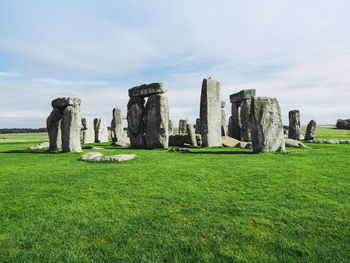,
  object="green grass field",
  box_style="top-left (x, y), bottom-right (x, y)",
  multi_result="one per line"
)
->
top-left (0, 127), bottom-right (349, 262)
